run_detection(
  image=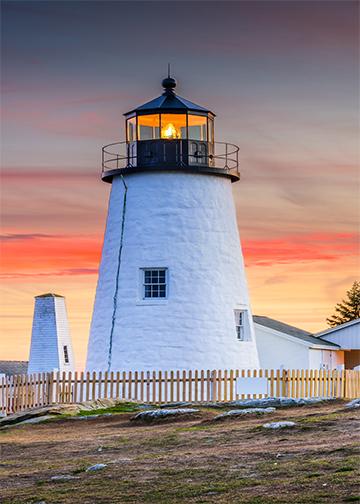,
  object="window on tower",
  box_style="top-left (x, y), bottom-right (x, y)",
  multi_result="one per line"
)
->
top-left (142, 268), bottom-right (167, 299)
top-left (126, 116), bottom-right (137, 142)
top-left (137, 114), bottom-right (160, 140)
top-left (234, 310), bottom-right (249, 341)
top-left (63, 345), bottom-right (69, 364)
top-left (160, 114), bottom-right (187, 139)
top-left (188, 114), bottom-right (208, 141)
